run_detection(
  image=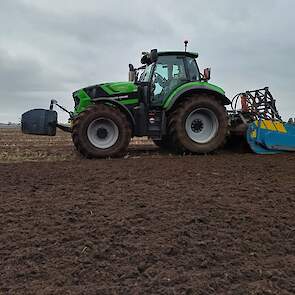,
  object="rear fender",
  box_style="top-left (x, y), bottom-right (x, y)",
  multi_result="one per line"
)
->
top-left (164, 85), bottom-right (231, 111)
